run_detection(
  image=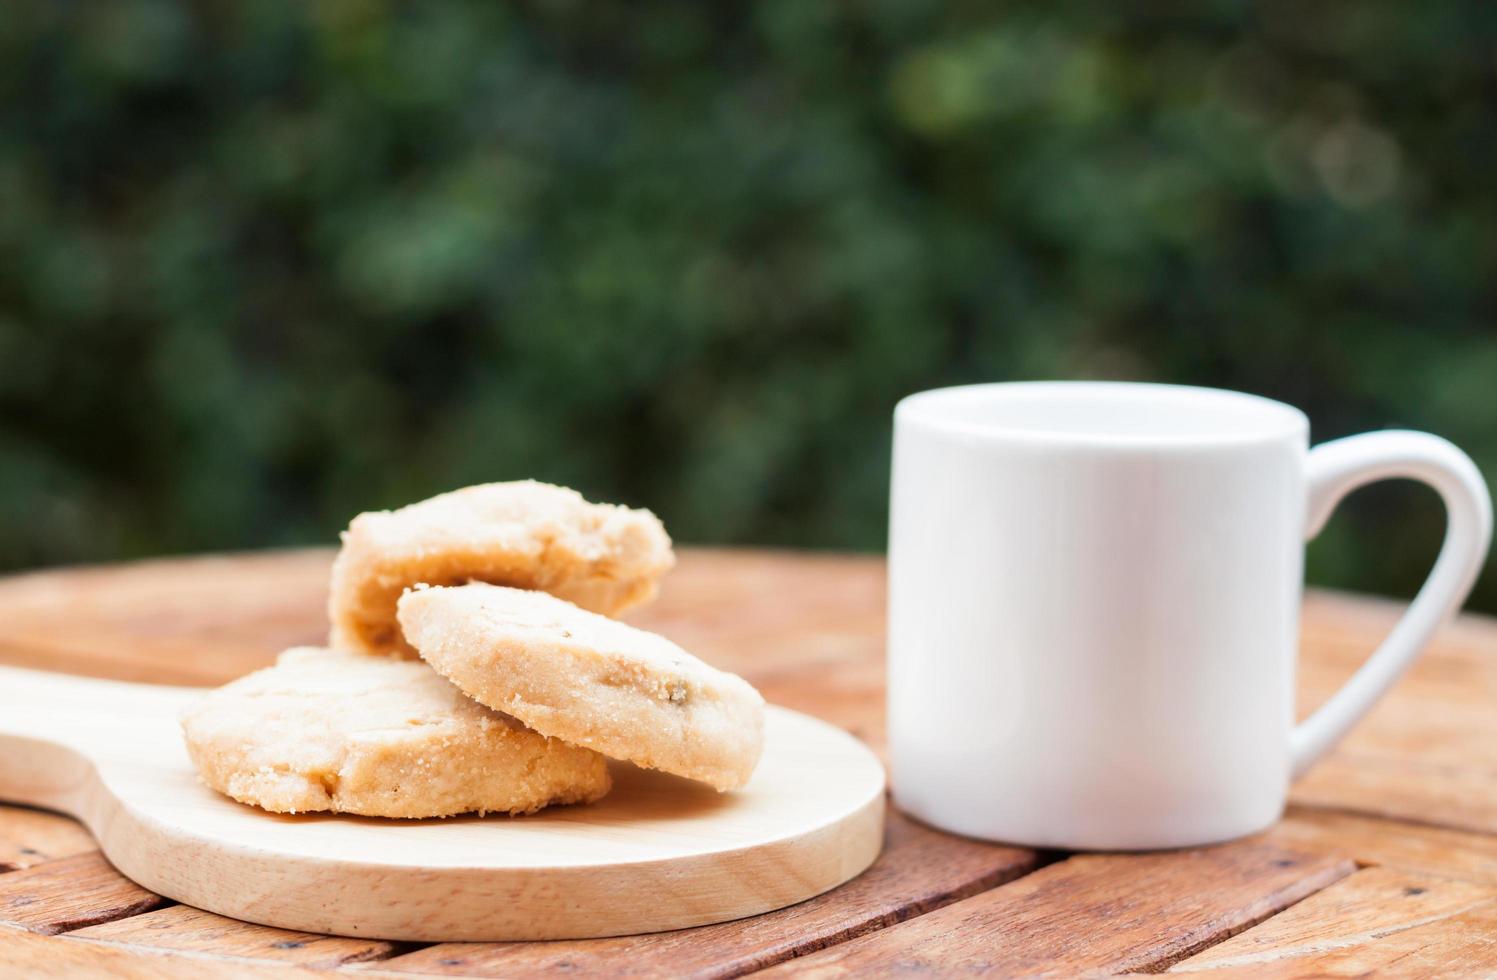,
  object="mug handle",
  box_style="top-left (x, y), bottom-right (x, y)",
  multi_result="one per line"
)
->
top-left (1292, 430), bottom-right (1493, 778)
